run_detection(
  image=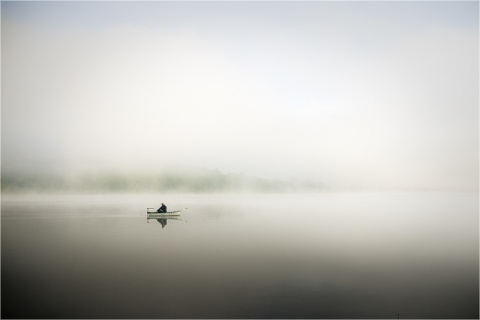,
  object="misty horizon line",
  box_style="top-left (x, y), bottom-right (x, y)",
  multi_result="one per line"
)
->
top-left (1, 166), bottom-right (330, 194)
top-left (1, 166), bottom-right (476, 194)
